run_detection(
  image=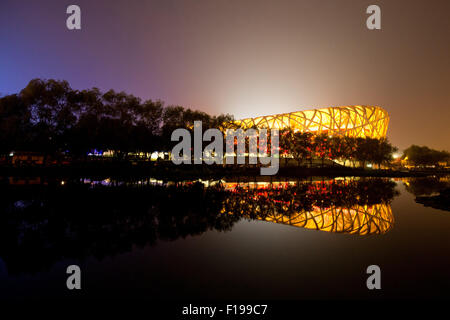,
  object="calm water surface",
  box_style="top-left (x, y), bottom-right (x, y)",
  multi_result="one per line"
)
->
top-left (0, 176), bottom-right (449, 300)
